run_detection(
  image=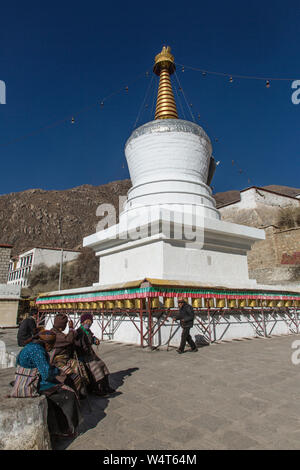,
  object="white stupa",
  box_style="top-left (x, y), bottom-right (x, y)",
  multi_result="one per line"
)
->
top-left (84, 46), bottom-right (265, 288)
